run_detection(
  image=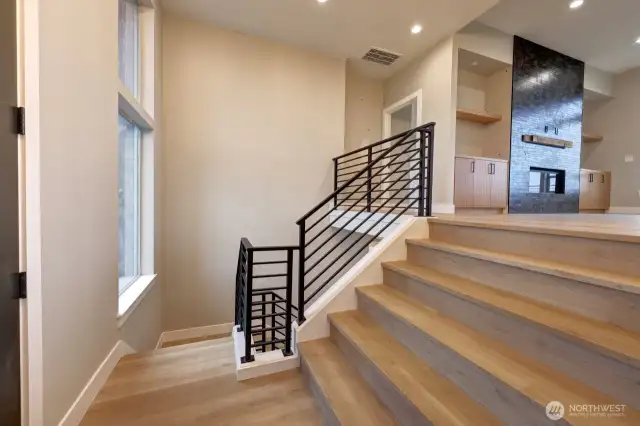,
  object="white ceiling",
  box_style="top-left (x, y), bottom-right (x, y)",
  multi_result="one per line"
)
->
top-left (162, 0), bottom-right (499, 79)
top-left (478, 0), bottom-right (640, 73)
